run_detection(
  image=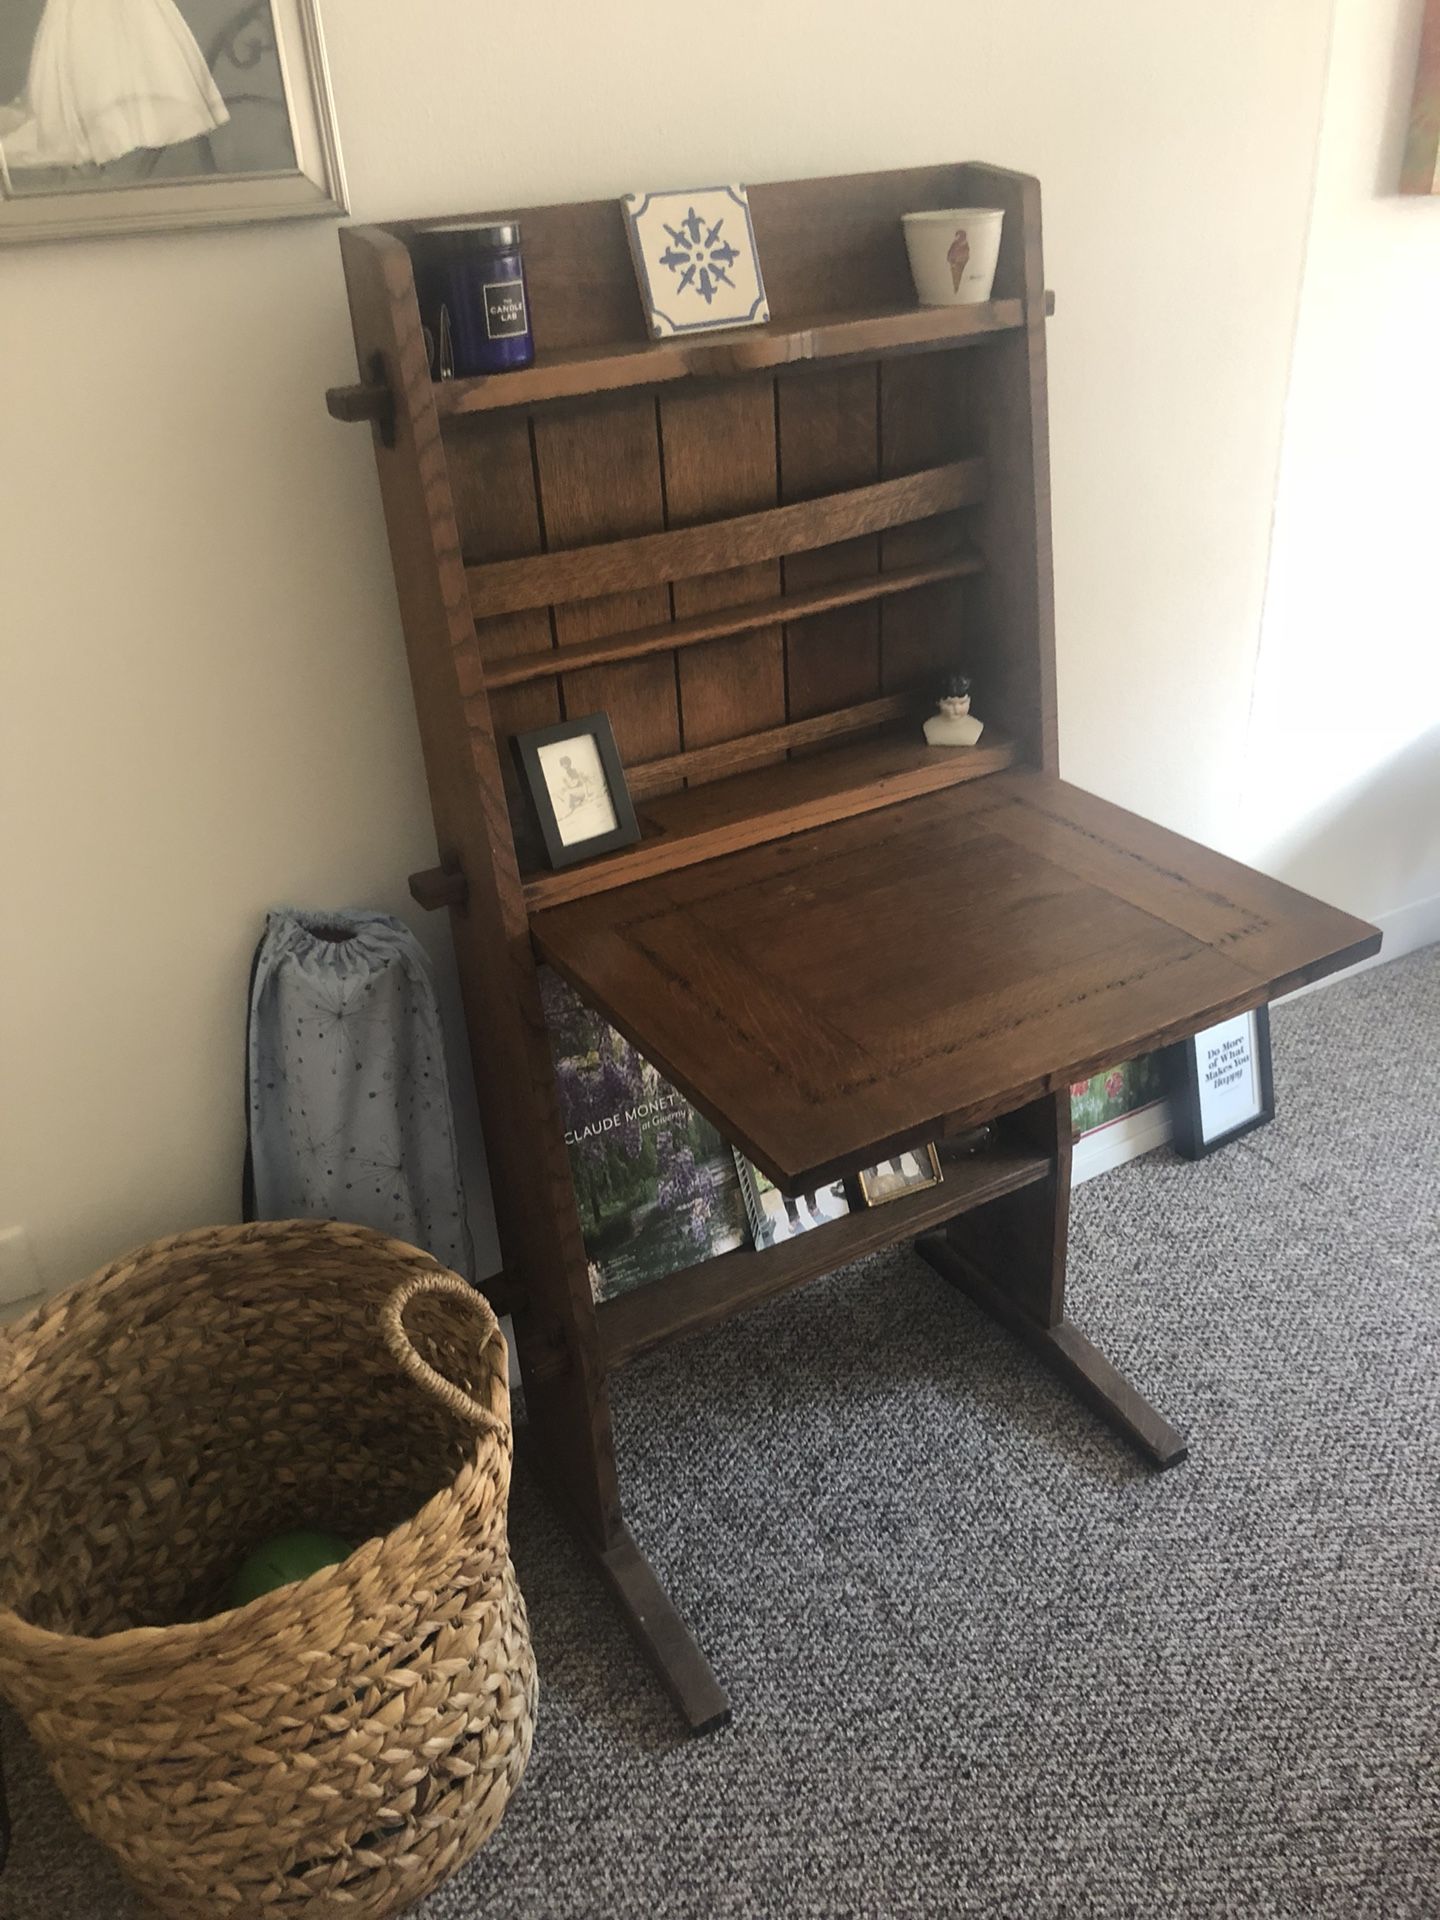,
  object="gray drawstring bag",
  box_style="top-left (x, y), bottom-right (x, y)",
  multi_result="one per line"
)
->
top-left (244, 908), bottom-right (474, 1278)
